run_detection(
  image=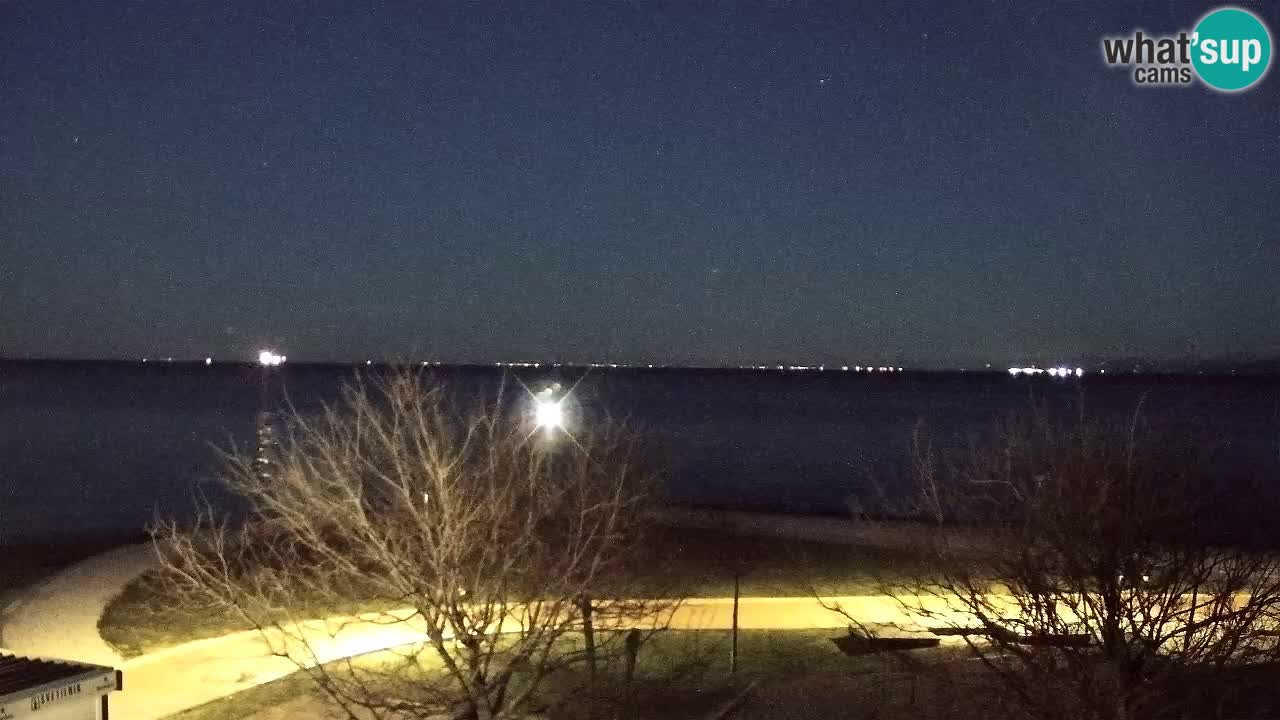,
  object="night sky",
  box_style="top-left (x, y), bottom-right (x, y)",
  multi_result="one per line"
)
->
top-left (3, 1), bottom-right (1278, 367)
